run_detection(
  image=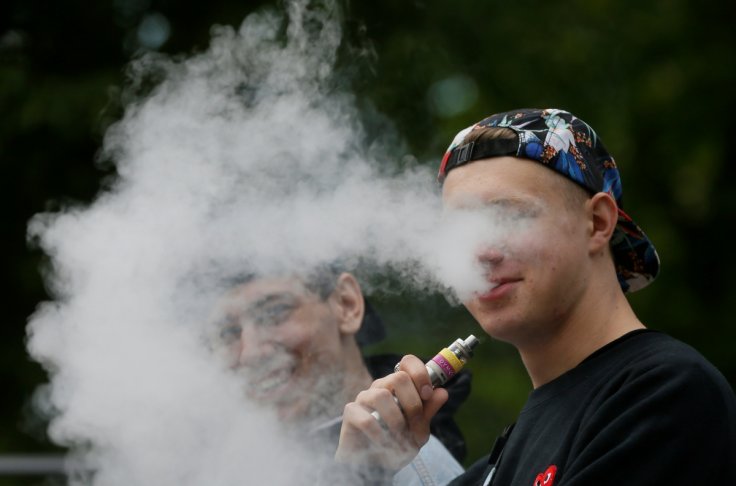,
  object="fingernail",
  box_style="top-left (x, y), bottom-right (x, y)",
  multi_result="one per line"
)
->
top-left (420, 385), bottom-right (433, 400)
